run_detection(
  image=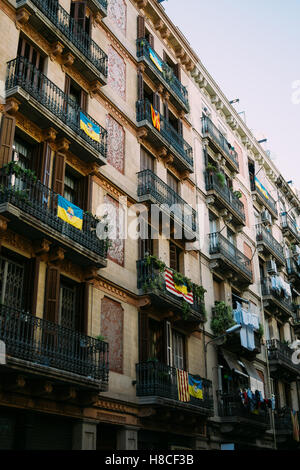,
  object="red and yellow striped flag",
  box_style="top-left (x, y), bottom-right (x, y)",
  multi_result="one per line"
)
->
top-left (176, 369), bottom-right (190, 402)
